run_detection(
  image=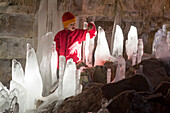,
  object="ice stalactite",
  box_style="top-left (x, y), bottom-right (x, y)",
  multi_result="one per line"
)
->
top-left (94, 26), bottom-right (114, 66)
top-left (24, 43), bottom-right (43, 110)
top-left (126, 26), bottom-right (138, 60)
top-left (37, 0), bottom-right (63, 43)
top-left (112, 56), bottom-right (125, 83)
top-left (112, 25), bottom-right (124, 58)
